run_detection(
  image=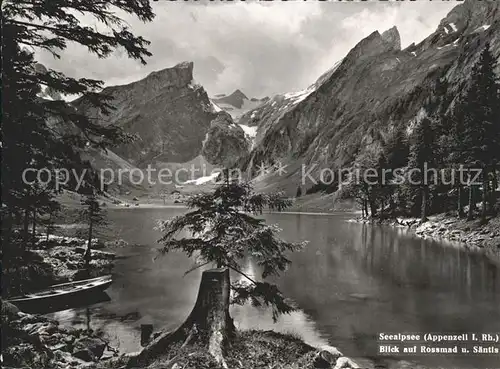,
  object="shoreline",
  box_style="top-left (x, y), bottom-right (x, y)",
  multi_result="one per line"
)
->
top-left (349, 213), bottom-right (500, 265)
top-left (2, 300), bottom-right (120, 369)
top-left (4, 231), bottom-right (360, 369)
top-left (3, 234), bottom-right (119, 369)
top-left (12, 208), bottom-right (498, 368)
